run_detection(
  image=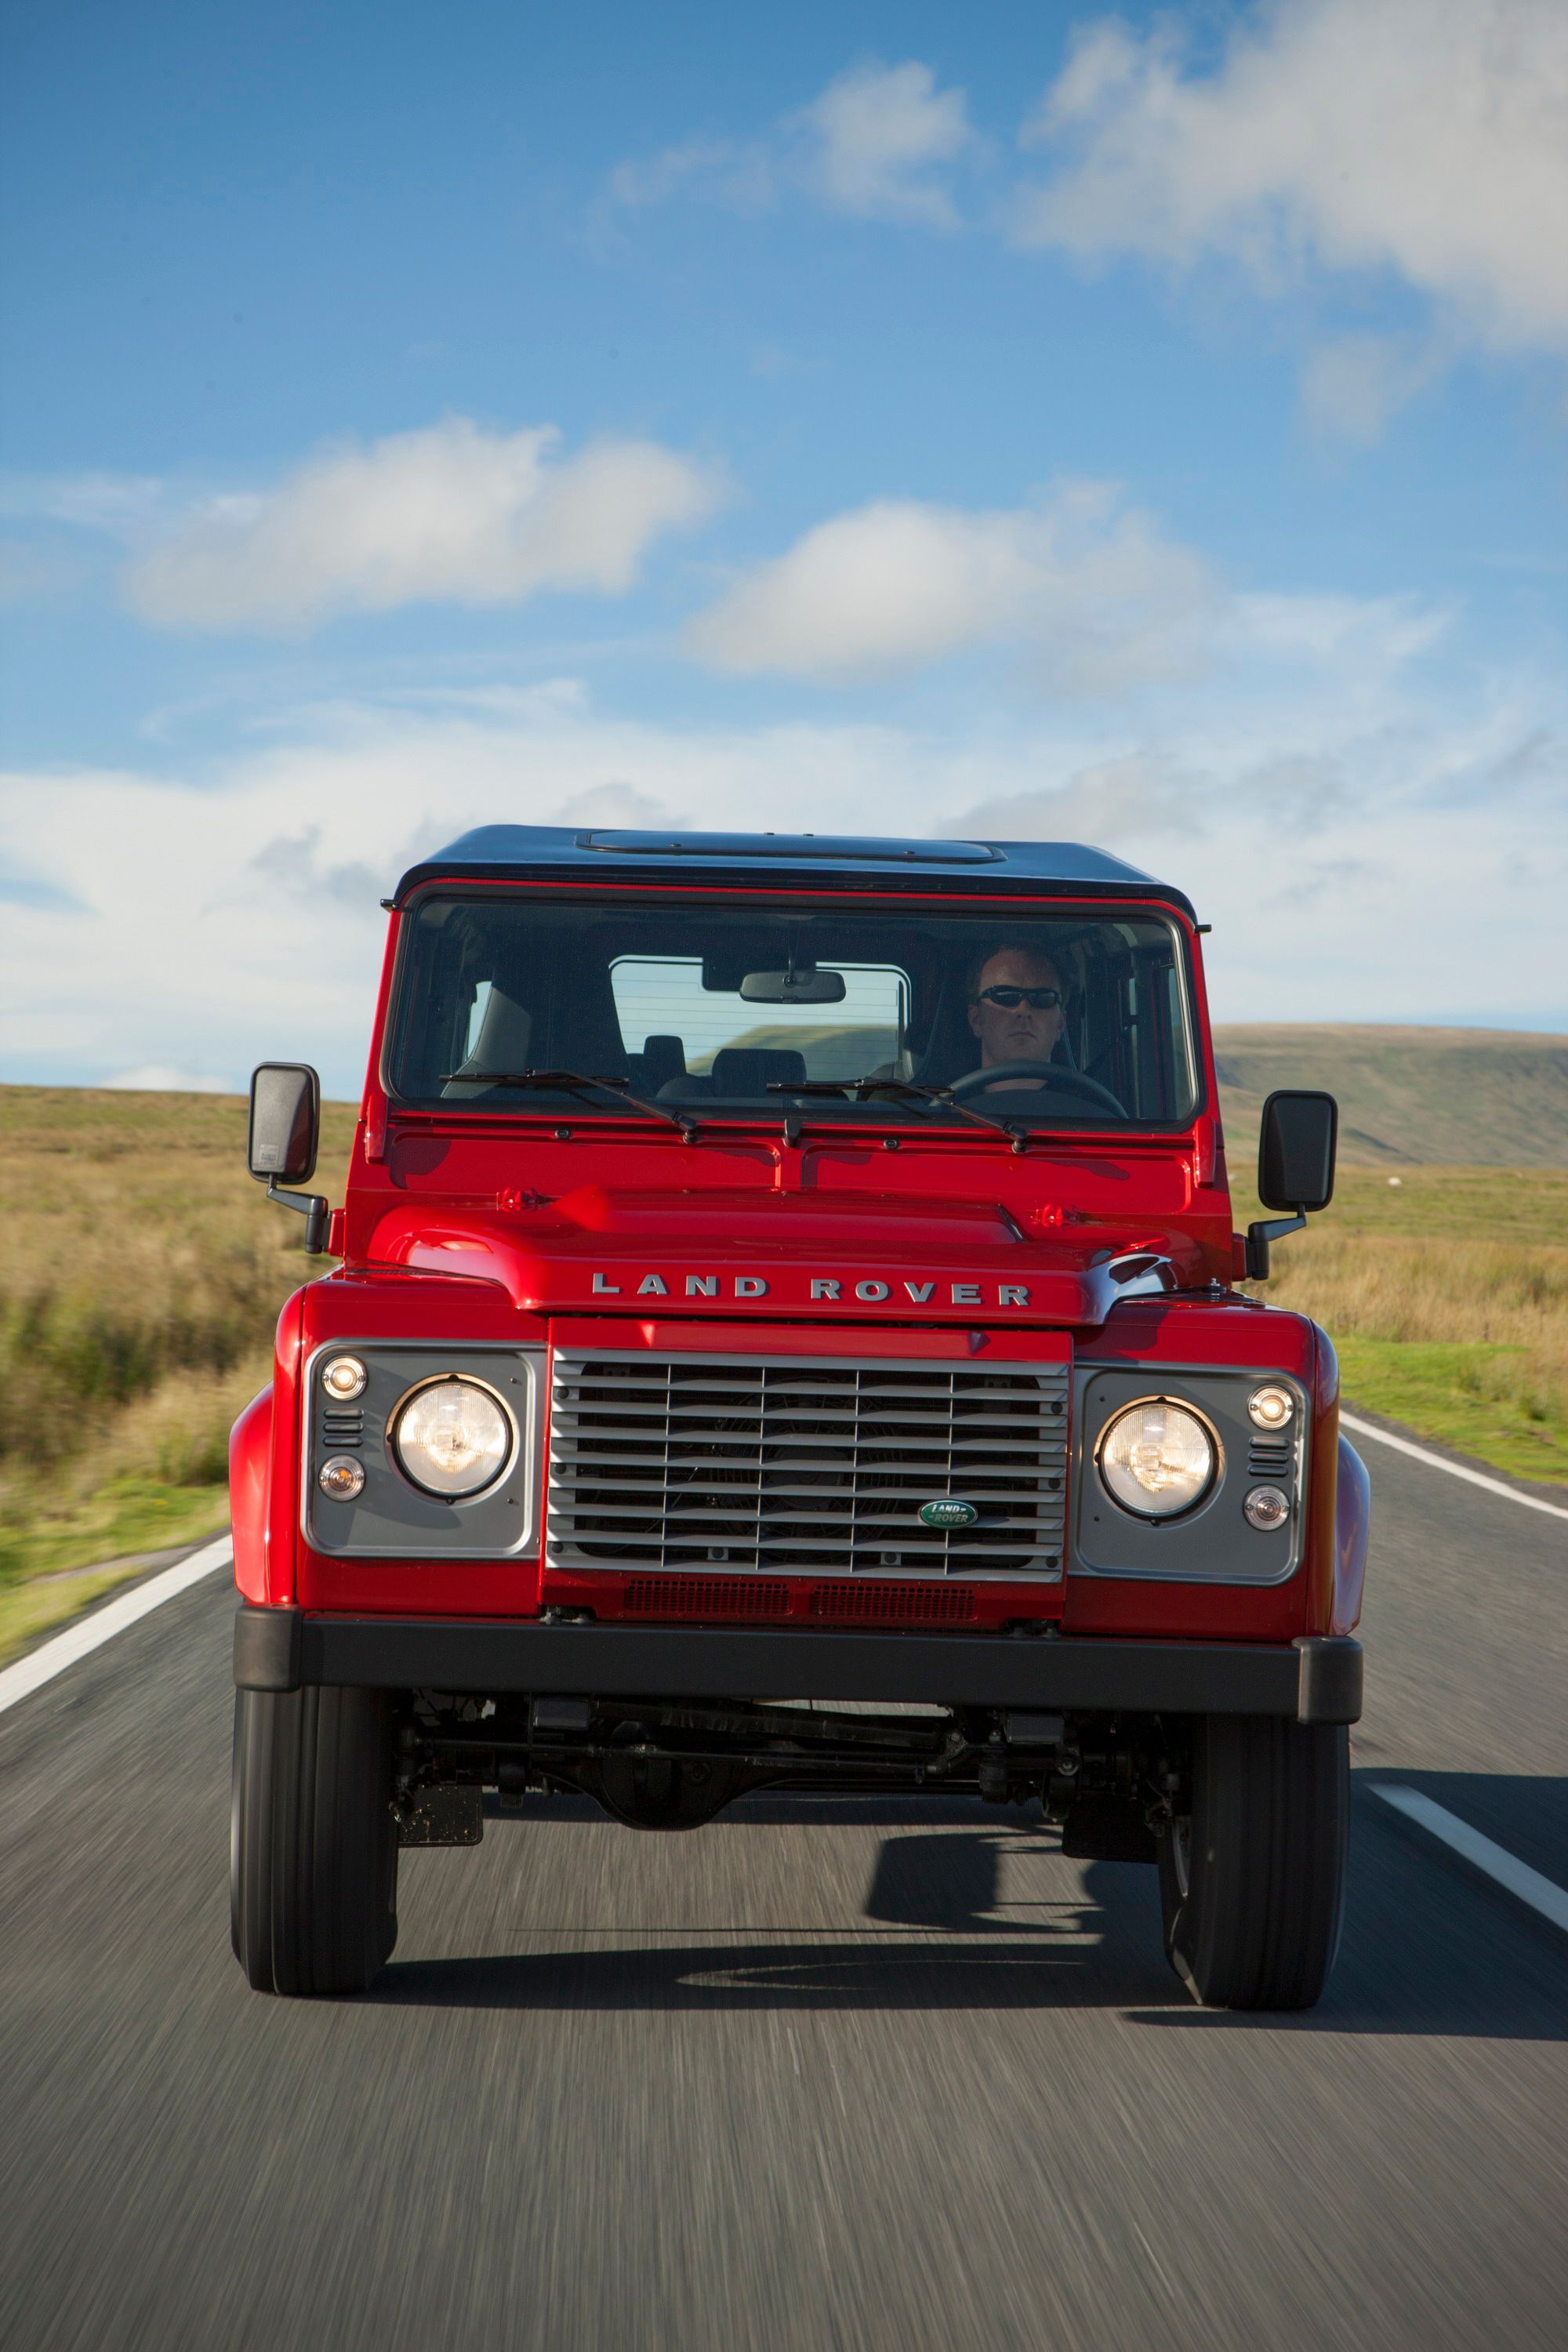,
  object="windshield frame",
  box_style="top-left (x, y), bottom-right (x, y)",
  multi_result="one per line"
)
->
top-left (380, 882), bottom-right (1210, 1138)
